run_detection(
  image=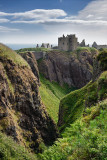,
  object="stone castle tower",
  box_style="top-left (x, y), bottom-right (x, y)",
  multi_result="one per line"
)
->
top-left (58, 34), bottom-right (78, 51)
